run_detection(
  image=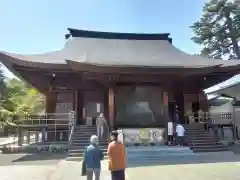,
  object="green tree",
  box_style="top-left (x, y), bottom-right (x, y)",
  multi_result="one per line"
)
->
top-left (0, 77), bottom-right (44, 127)
top-left (191, 0), bottom-right (240, 59)
top-left (5, 78), bottom-right (44, 115)
top-left (0, 65), bottom-right (13, 127)
top-left (0, 64), bottom-right (6, 100)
